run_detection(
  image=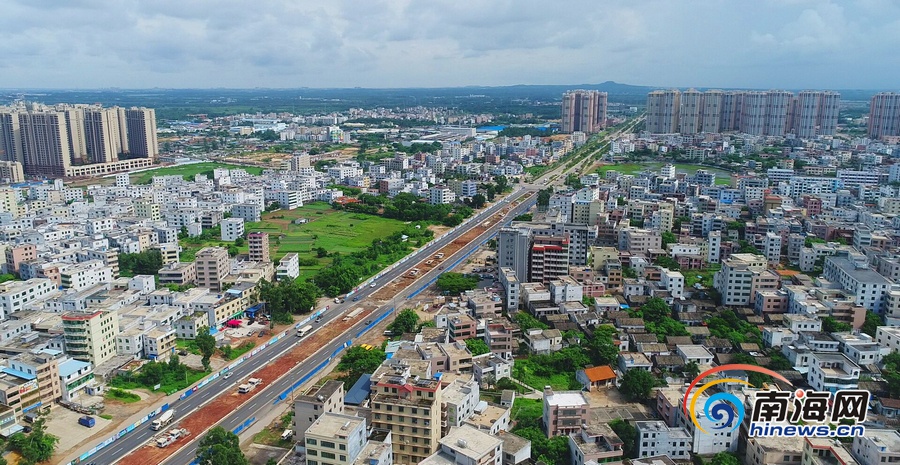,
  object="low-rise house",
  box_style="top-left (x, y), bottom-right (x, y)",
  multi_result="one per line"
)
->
top-left (575, 365), bottom-right (617, 391)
